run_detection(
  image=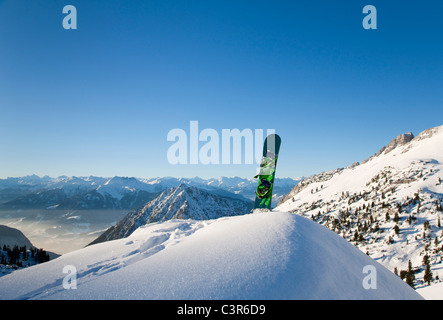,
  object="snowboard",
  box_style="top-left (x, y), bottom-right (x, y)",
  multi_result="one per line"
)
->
top-left (254, 133), bottom-right (281, 209)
